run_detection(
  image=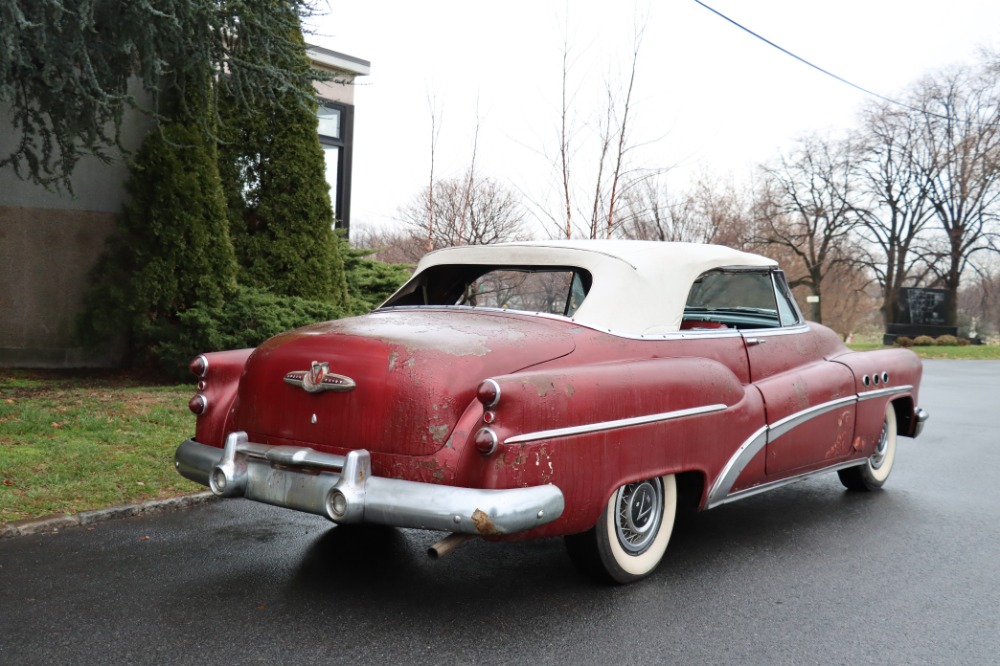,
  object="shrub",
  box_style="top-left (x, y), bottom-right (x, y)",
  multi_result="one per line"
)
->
top-left (344, 245), bottom-right (414, 314)
top-left (957, 337), bottom-right (972, 346)
top-left (895, 336), bottom-right (914, 347)
top-left (913, 335), bottom-right (936, 346)
top-left (935, 334), bottom-right (959, 346)
top-left (154, 286), bottom-right (347, 379)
